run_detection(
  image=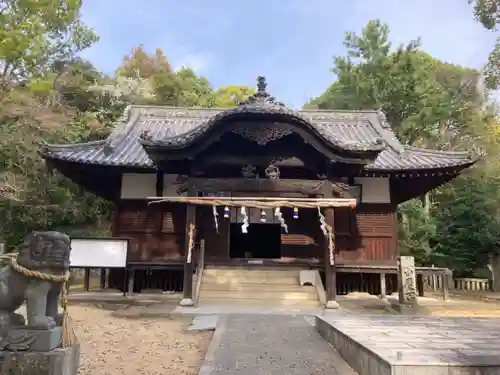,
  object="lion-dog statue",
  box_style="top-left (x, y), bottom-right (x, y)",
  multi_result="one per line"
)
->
top-left (0, 231), bottom-right (71, 338)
